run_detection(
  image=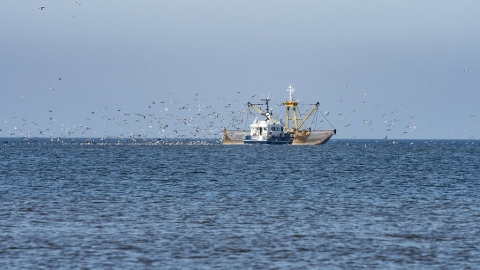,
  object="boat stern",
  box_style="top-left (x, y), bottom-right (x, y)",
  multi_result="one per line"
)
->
top-left (292, 129), bottom-right (336, 145)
